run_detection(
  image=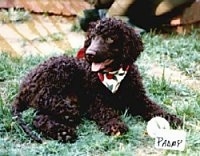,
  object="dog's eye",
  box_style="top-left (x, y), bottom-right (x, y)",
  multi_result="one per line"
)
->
top-left (105, 37), bottom-right (113, 44)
